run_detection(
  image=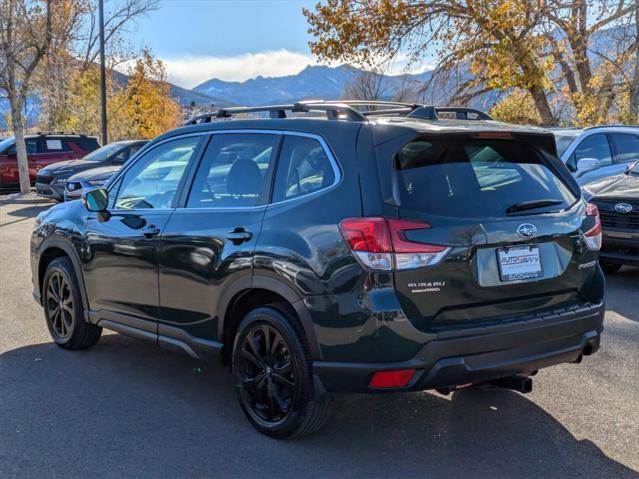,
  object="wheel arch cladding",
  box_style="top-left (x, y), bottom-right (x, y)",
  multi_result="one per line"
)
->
top-left (38, 238), bottom-right (89, 318)
top-left (220, 282), bottom-right (322, 364)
